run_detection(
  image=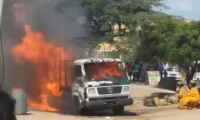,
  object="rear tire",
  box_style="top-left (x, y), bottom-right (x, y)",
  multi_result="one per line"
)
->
top-left (113, 106), bottom-right (124, 114)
